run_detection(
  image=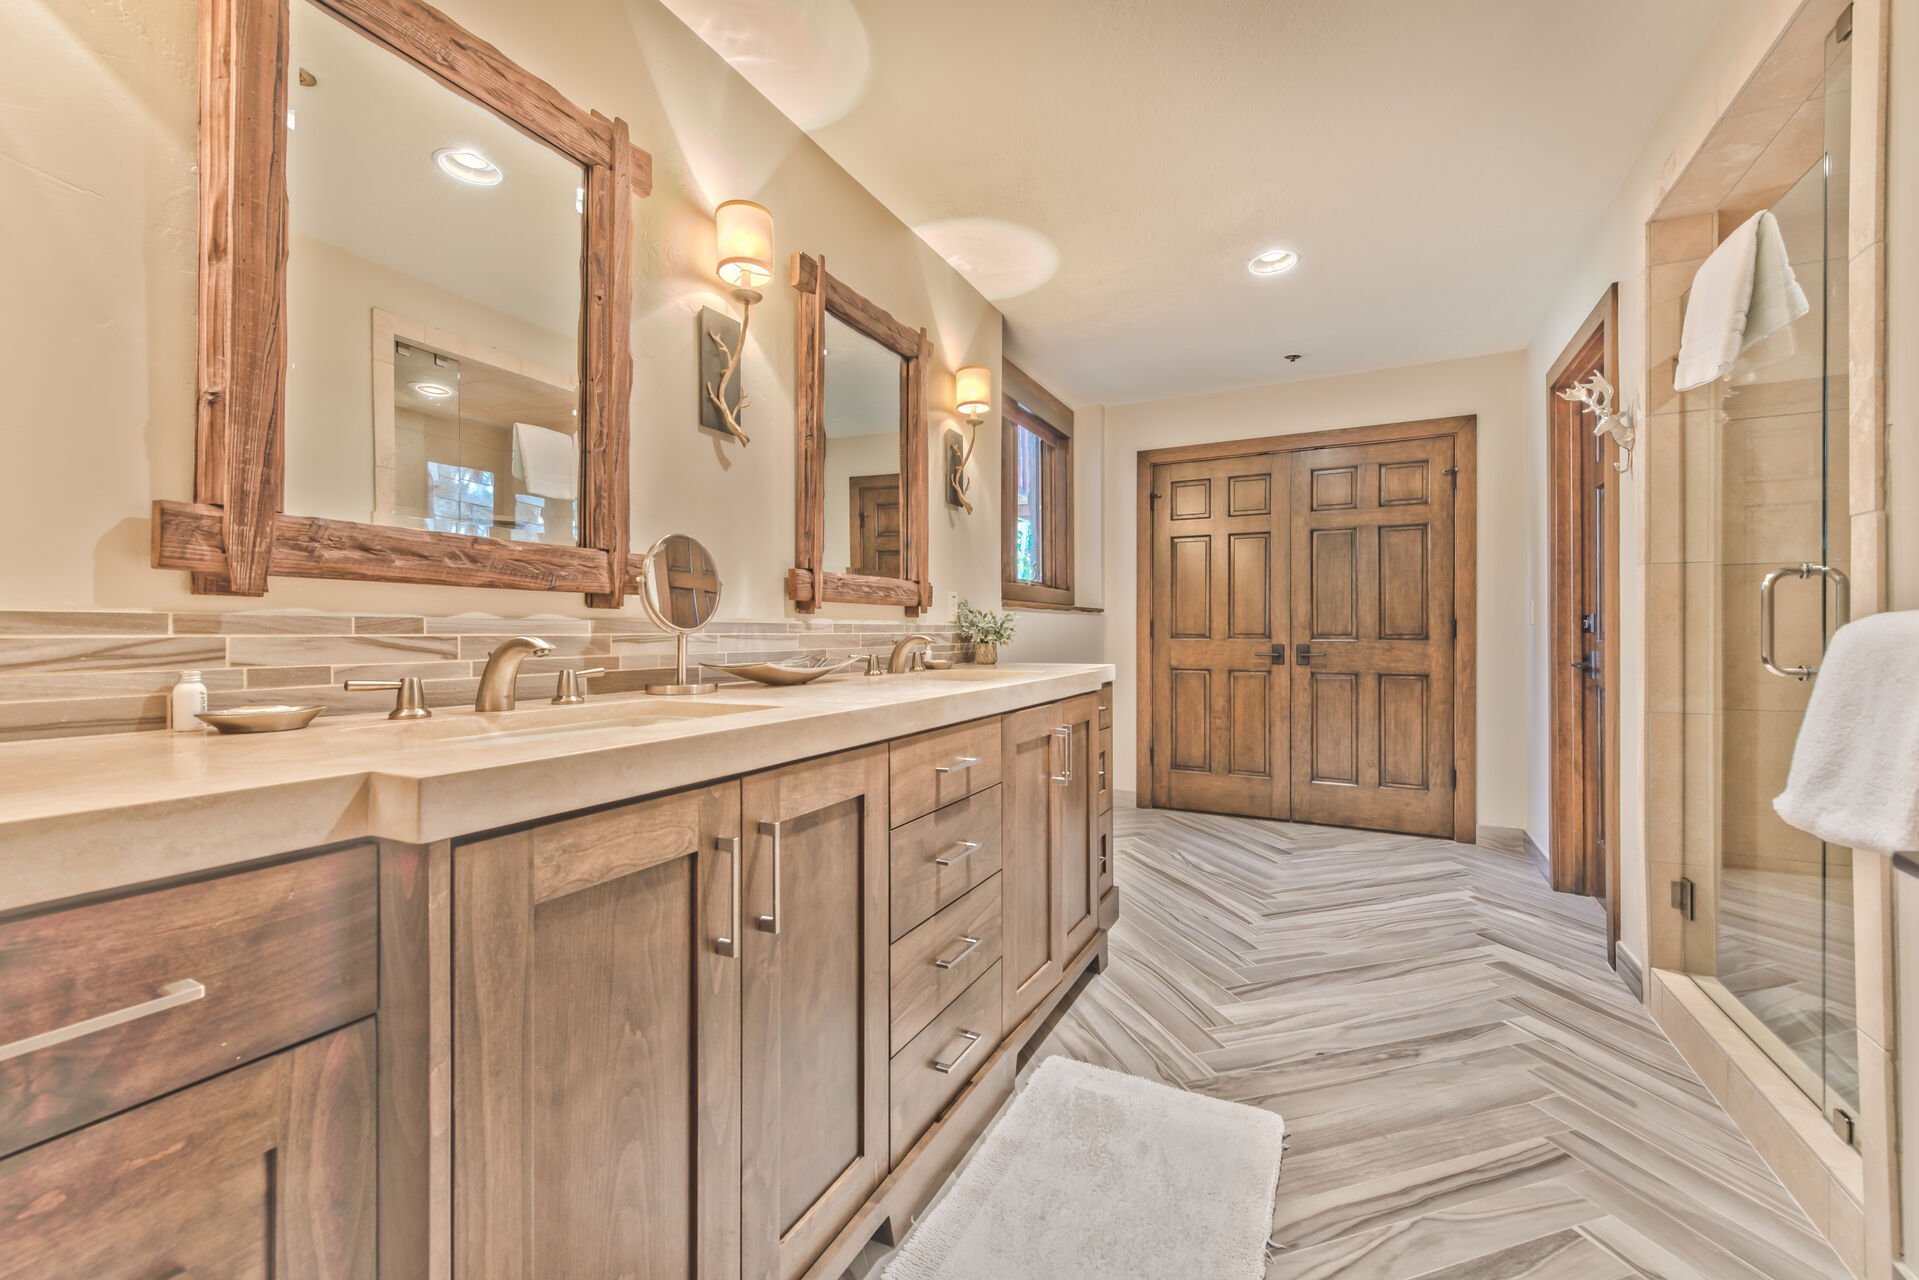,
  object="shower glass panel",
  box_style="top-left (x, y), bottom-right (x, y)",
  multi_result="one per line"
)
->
top-left (1685, 23), bottom-right (1855, 1134)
